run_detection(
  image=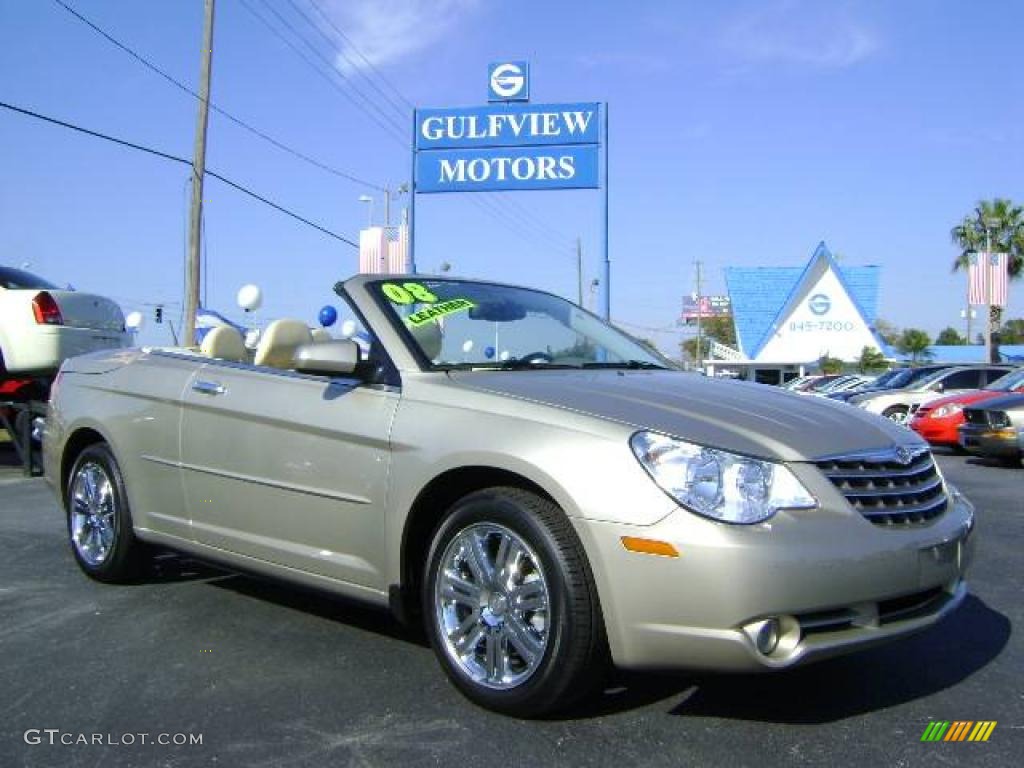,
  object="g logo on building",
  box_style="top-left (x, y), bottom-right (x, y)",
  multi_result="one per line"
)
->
top-left (808, 293), bottom-right (831, 316)
top-left (488, 62), bottom-right (529, 102)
